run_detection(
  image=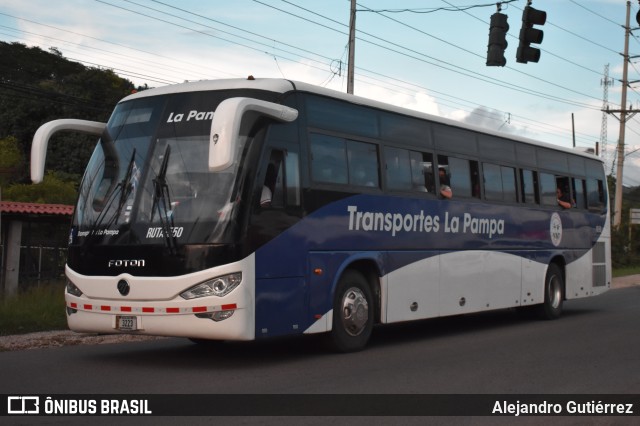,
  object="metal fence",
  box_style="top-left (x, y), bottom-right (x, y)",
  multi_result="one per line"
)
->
top-left (0, 244), bottom-right (67, 290)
